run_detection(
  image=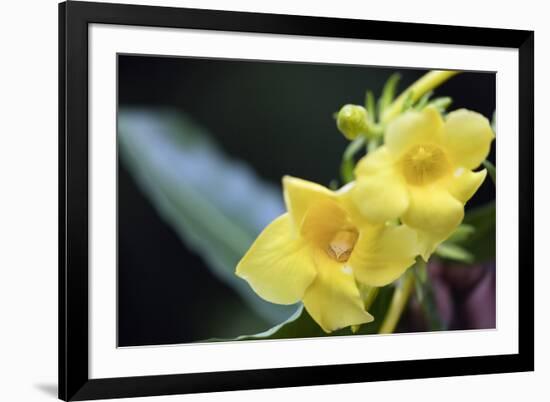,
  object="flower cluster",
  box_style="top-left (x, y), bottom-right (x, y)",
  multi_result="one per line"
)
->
top-left (236, 71), bottom-right (495, 333)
